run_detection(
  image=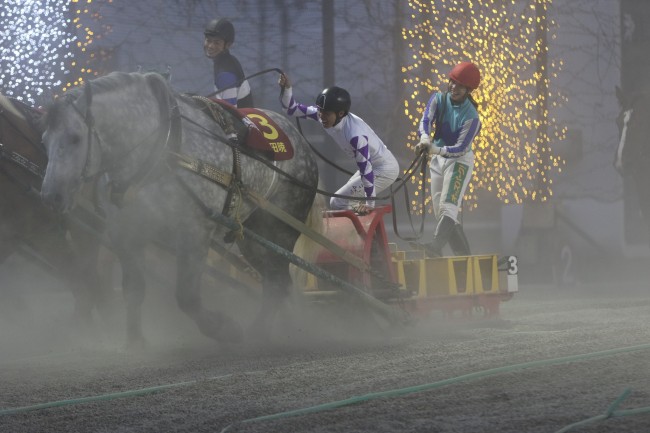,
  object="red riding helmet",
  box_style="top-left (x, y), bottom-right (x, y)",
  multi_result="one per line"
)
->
top-left (449, 62), bottom-right (480, 90)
